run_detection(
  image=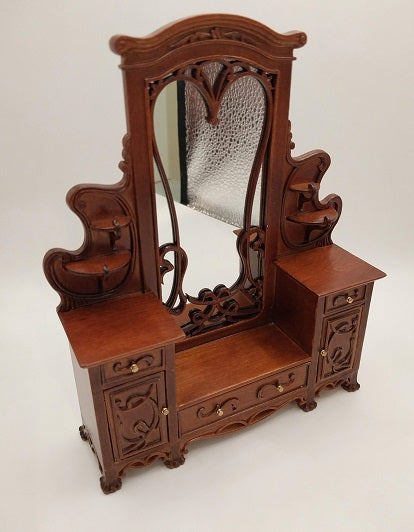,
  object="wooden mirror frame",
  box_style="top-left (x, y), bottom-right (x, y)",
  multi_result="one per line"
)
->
top-left (43, 14), bottom-right (385, 493)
